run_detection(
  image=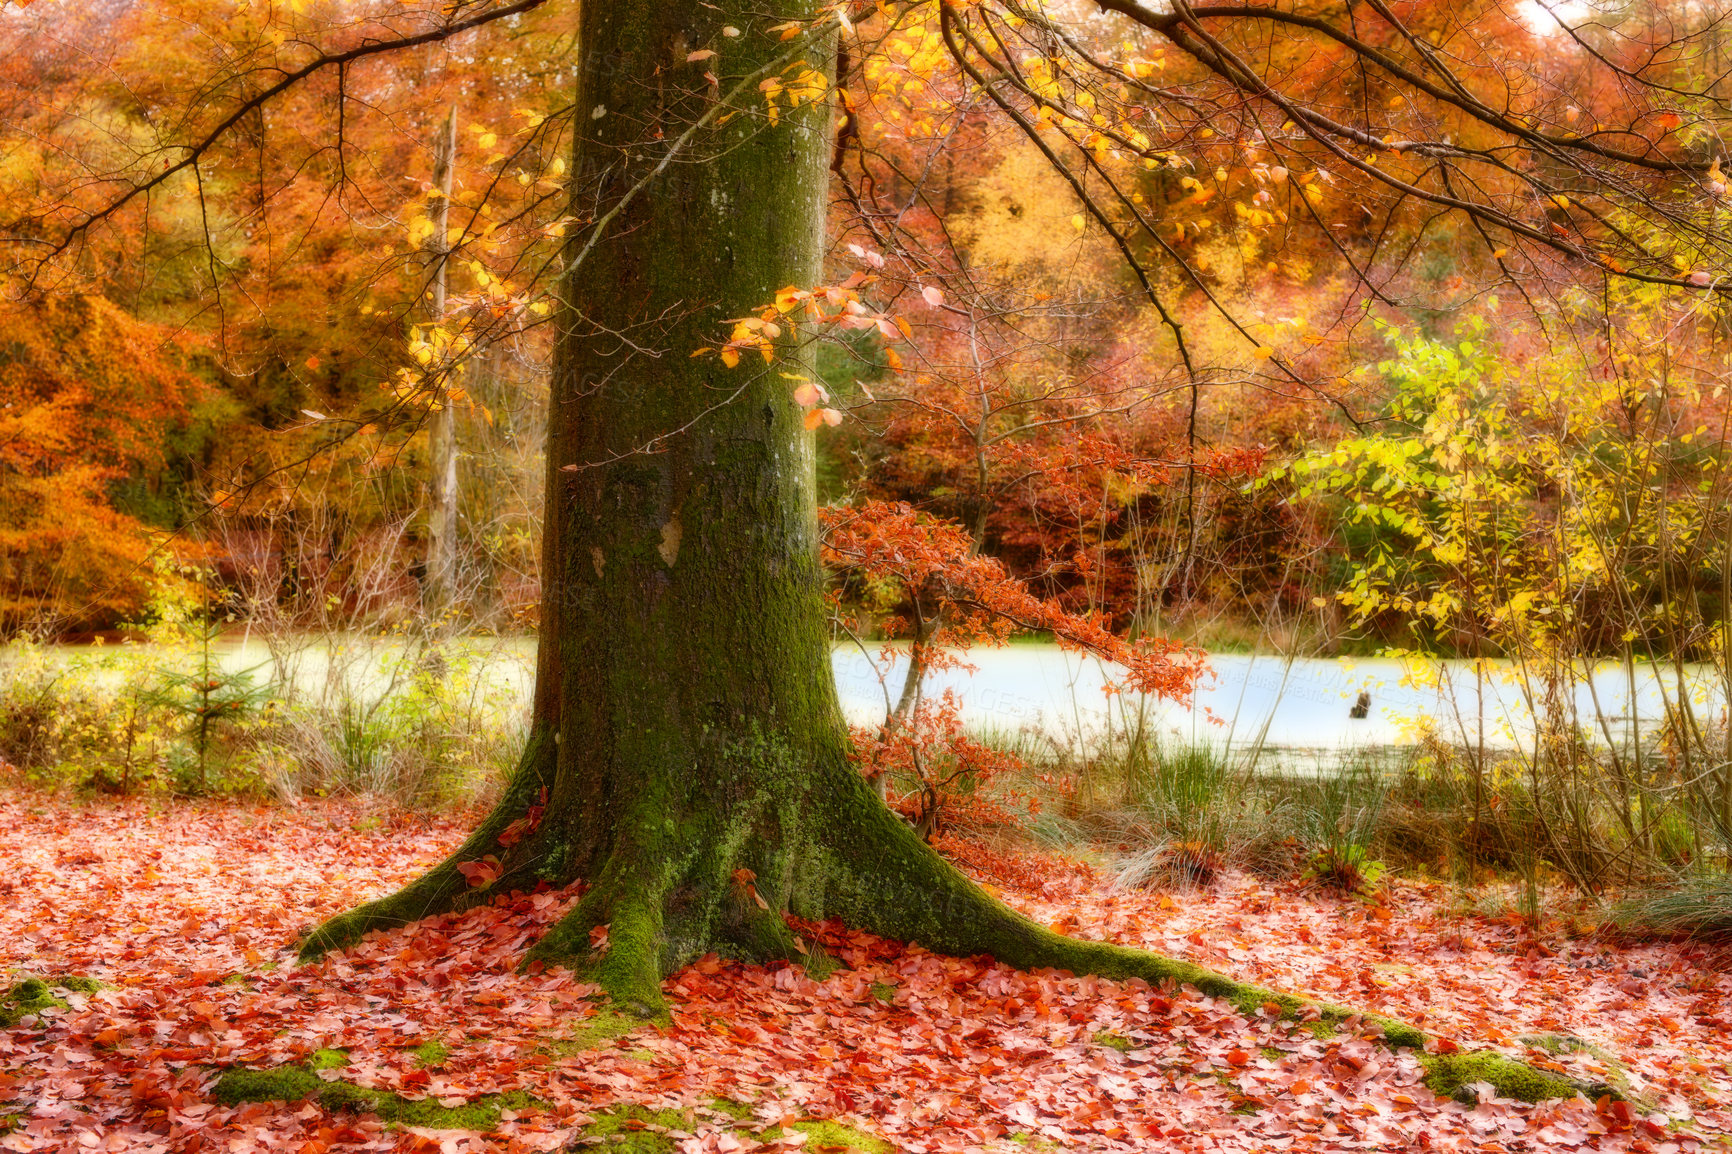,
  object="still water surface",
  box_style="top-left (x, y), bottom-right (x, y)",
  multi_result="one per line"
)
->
top-left (17, 637), bottom-right (1723, 759)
